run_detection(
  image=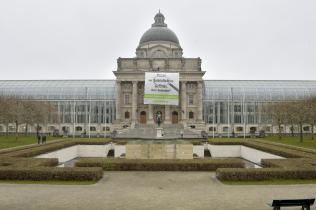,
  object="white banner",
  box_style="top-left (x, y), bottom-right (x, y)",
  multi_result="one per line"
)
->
top-left (144, 72), bottom-right (179, 105)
